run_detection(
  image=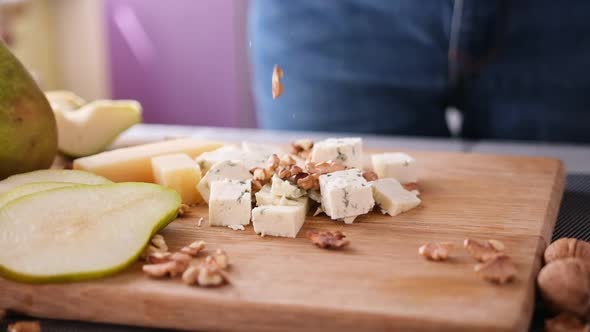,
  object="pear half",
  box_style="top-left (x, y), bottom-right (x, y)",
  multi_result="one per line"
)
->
top-left (0, 182), bottom-right (181, 283)
top-left (0, 169), bottom-right (111, 195)
top-left (0, 182), bottom-right (79, 209)
top-left (54, 100), bottom-right (142, 157)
